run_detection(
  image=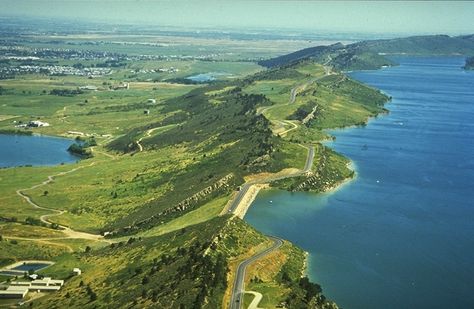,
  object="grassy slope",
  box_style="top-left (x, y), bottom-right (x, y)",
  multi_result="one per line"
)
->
top-left (33, 216), bottom-right (336, 309)
top-left (241, 61), bottom-right (388, 191)
top-left (1, 60), bottom-right (386, 233)
top-left (33, 217), bottom-right (268, 309)
top-left (1, 54), bottom-right (388, 309)
top-left (259, 34), bottom-right (474, 71)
